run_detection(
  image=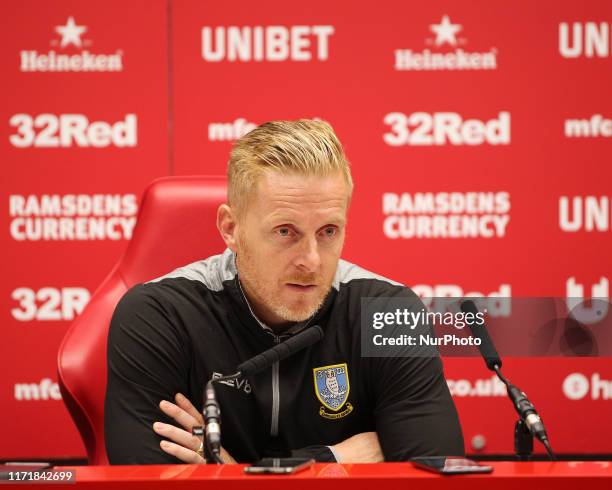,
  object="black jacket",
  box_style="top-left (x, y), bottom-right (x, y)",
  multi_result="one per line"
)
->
top-left (104, 249), bottom-right (464, 463)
